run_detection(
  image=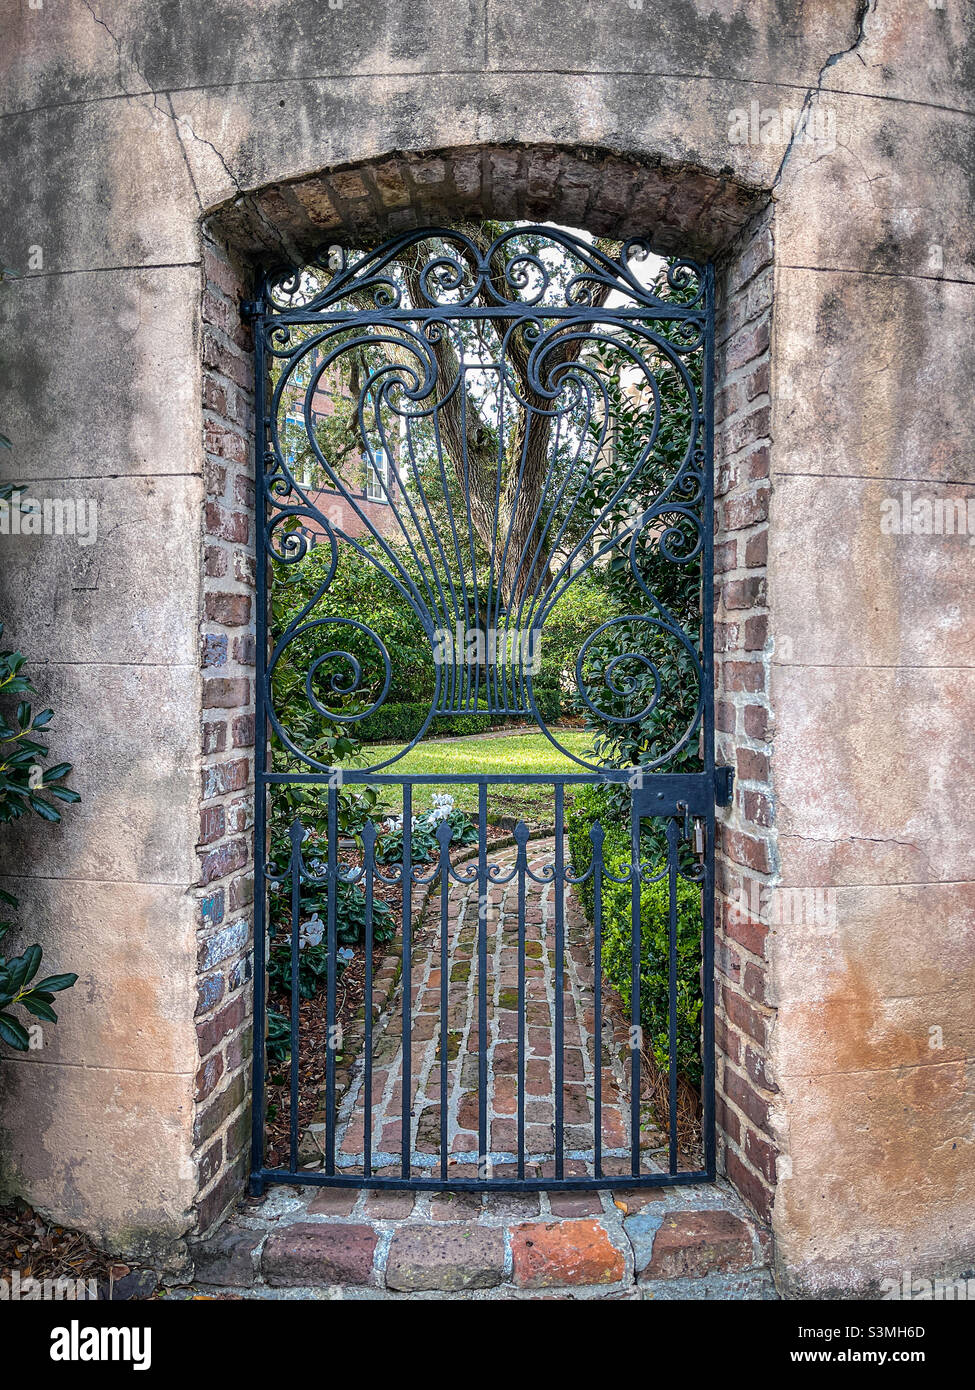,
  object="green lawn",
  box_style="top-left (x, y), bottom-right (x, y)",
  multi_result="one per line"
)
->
top-left (359, 727), bottom-right (596, 822)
